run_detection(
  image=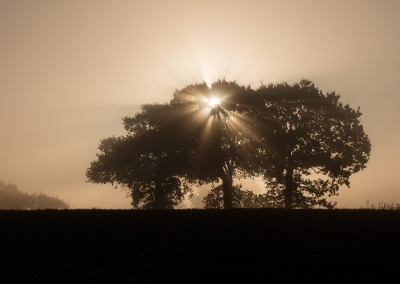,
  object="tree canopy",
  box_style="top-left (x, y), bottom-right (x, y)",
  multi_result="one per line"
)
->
top-left (253, 80), bottom-right (371, 208)
top-left (169, 80), bottom-right (260, 208)
top-left (87, 79), bottom-right (371, 209)
top-left (86, 104), bottom-right (192, 209)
